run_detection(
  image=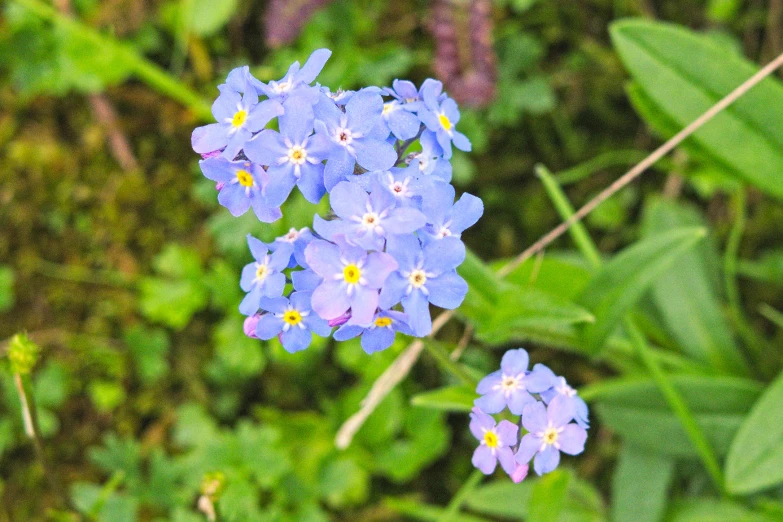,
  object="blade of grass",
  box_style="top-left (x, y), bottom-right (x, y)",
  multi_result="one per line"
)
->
top-left (437, 469), bottom-right (485, 522)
